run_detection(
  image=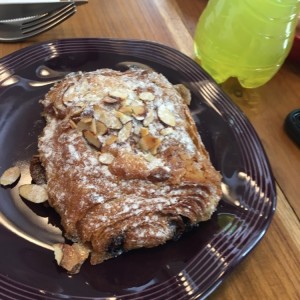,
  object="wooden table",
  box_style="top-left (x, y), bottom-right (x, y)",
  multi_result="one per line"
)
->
top-left (1, 1), bottom-right (299, 299)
